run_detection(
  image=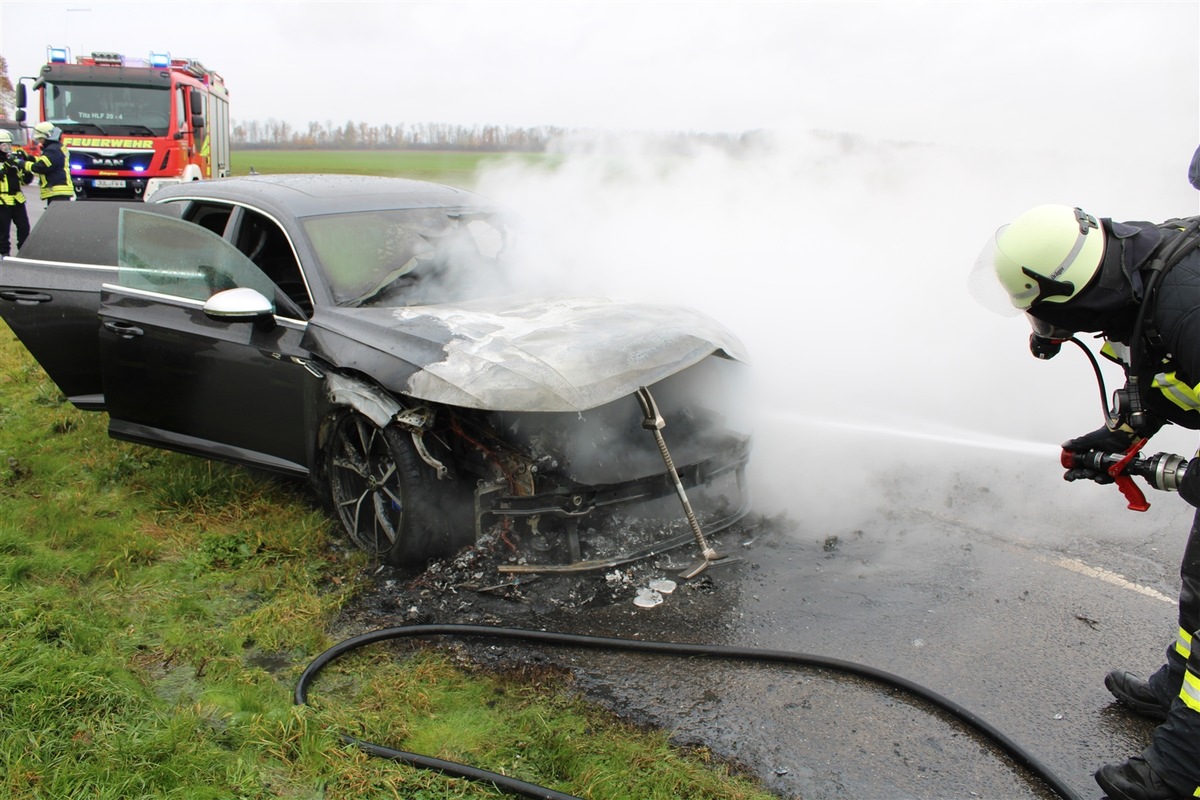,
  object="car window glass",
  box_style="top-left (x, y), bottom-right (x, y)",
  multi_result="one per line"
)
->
top-left (234, 210), bottom-right (313, 317)
top-left (178, 200), bottom-right (234, 237)
top-left (117, 209), bottom-right (276, 303)
top-left (302, 208), bottom-right (511, 307)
